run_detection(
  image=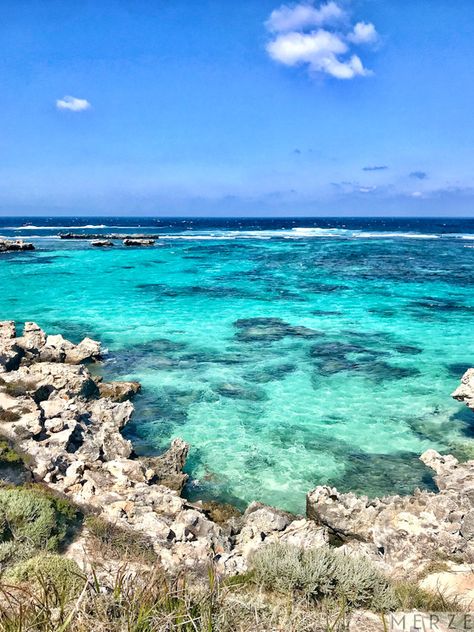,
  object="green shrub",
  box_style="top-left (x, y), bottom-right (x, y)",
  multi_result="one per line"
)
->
top-left (4, 553), bottom-right (85, 601)
top-left (252, 543), bottom-right (398, 611)
top-left (0, 439), bottom-right (22, 464)
top-left (0, 486), bottom-right (80, 569)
